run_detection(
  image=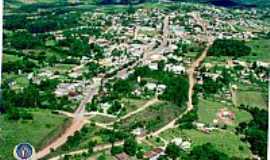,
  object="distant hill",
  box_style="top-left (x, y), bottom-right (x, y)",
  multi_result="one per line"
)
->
top-left (195, 0), bottom-right (270, 7)
top-left (4, 0), bottom-right (270, 8)
top-left (100, 0), bottom-right (270, 7)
